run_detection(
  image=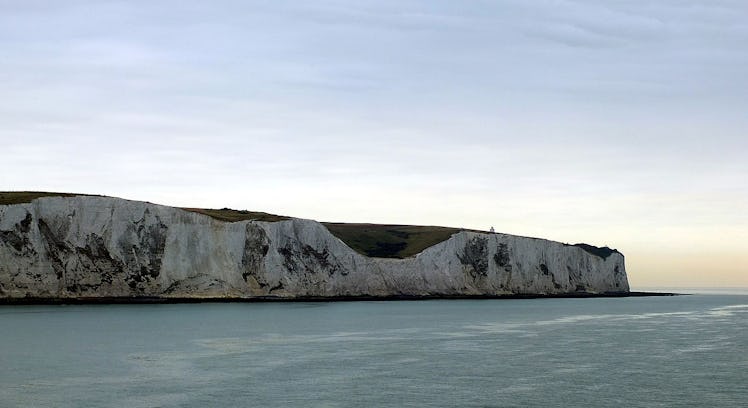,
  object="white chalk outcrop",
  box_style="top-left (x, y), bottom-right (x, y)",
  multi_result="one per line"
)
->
top-left (0, 196), bottom-right (629, 300)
